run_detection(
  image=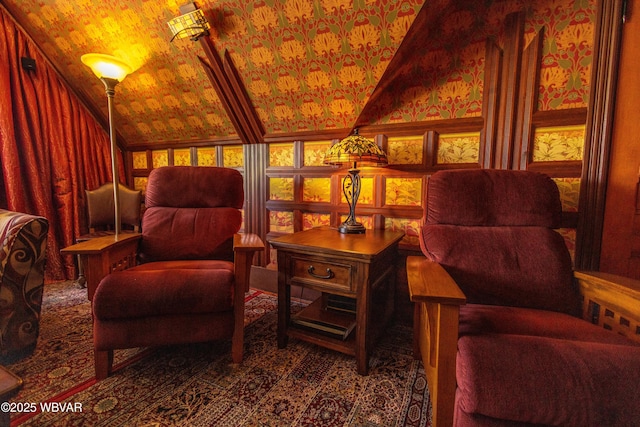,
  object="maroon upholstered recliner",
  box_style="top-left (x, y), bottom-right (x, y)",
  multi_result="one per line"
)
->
top-left (91, 166), bottom-right (263, 380)
top-left (408, 169), bottom-right (640, 426)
